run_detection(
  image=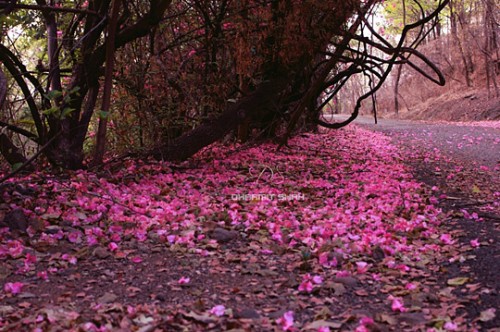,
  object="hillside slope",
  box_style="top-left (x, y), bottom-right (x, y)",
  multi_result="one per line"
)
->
top-left (385, 88), bottom-right (500, 122)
